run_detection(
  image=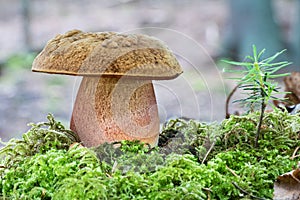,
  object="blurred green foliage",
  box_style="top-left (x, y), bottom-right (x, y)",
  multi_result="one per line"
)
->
top-left (5, 53), bottom-right (37, 70)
